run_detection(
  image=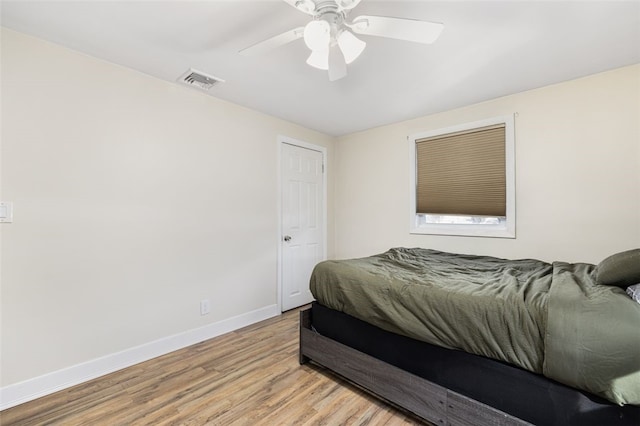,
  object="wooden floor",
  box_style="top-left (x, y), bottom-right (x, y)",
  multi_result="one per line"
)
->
top-left (1, 307), bottom-right (426, 425)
